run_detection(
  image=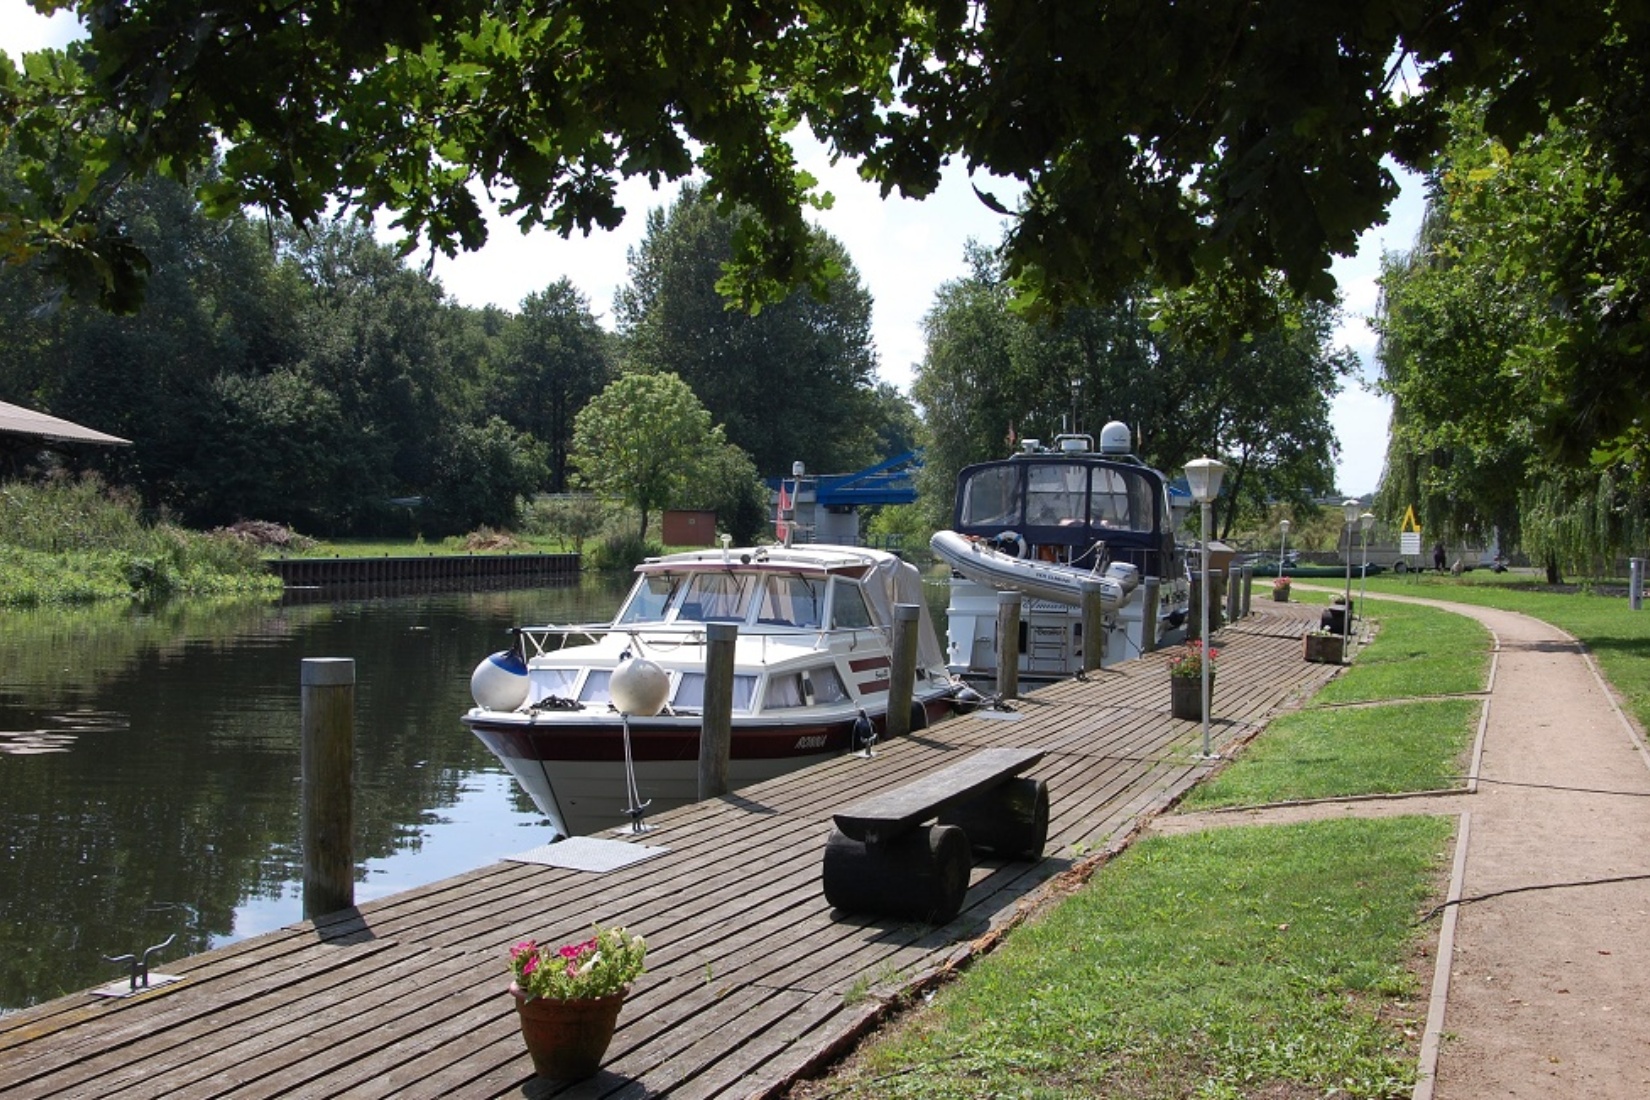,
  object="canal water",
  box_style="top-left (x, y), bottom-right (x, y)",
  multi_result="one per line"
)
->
top-left (0, 578), bottom-right (630, 1015)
